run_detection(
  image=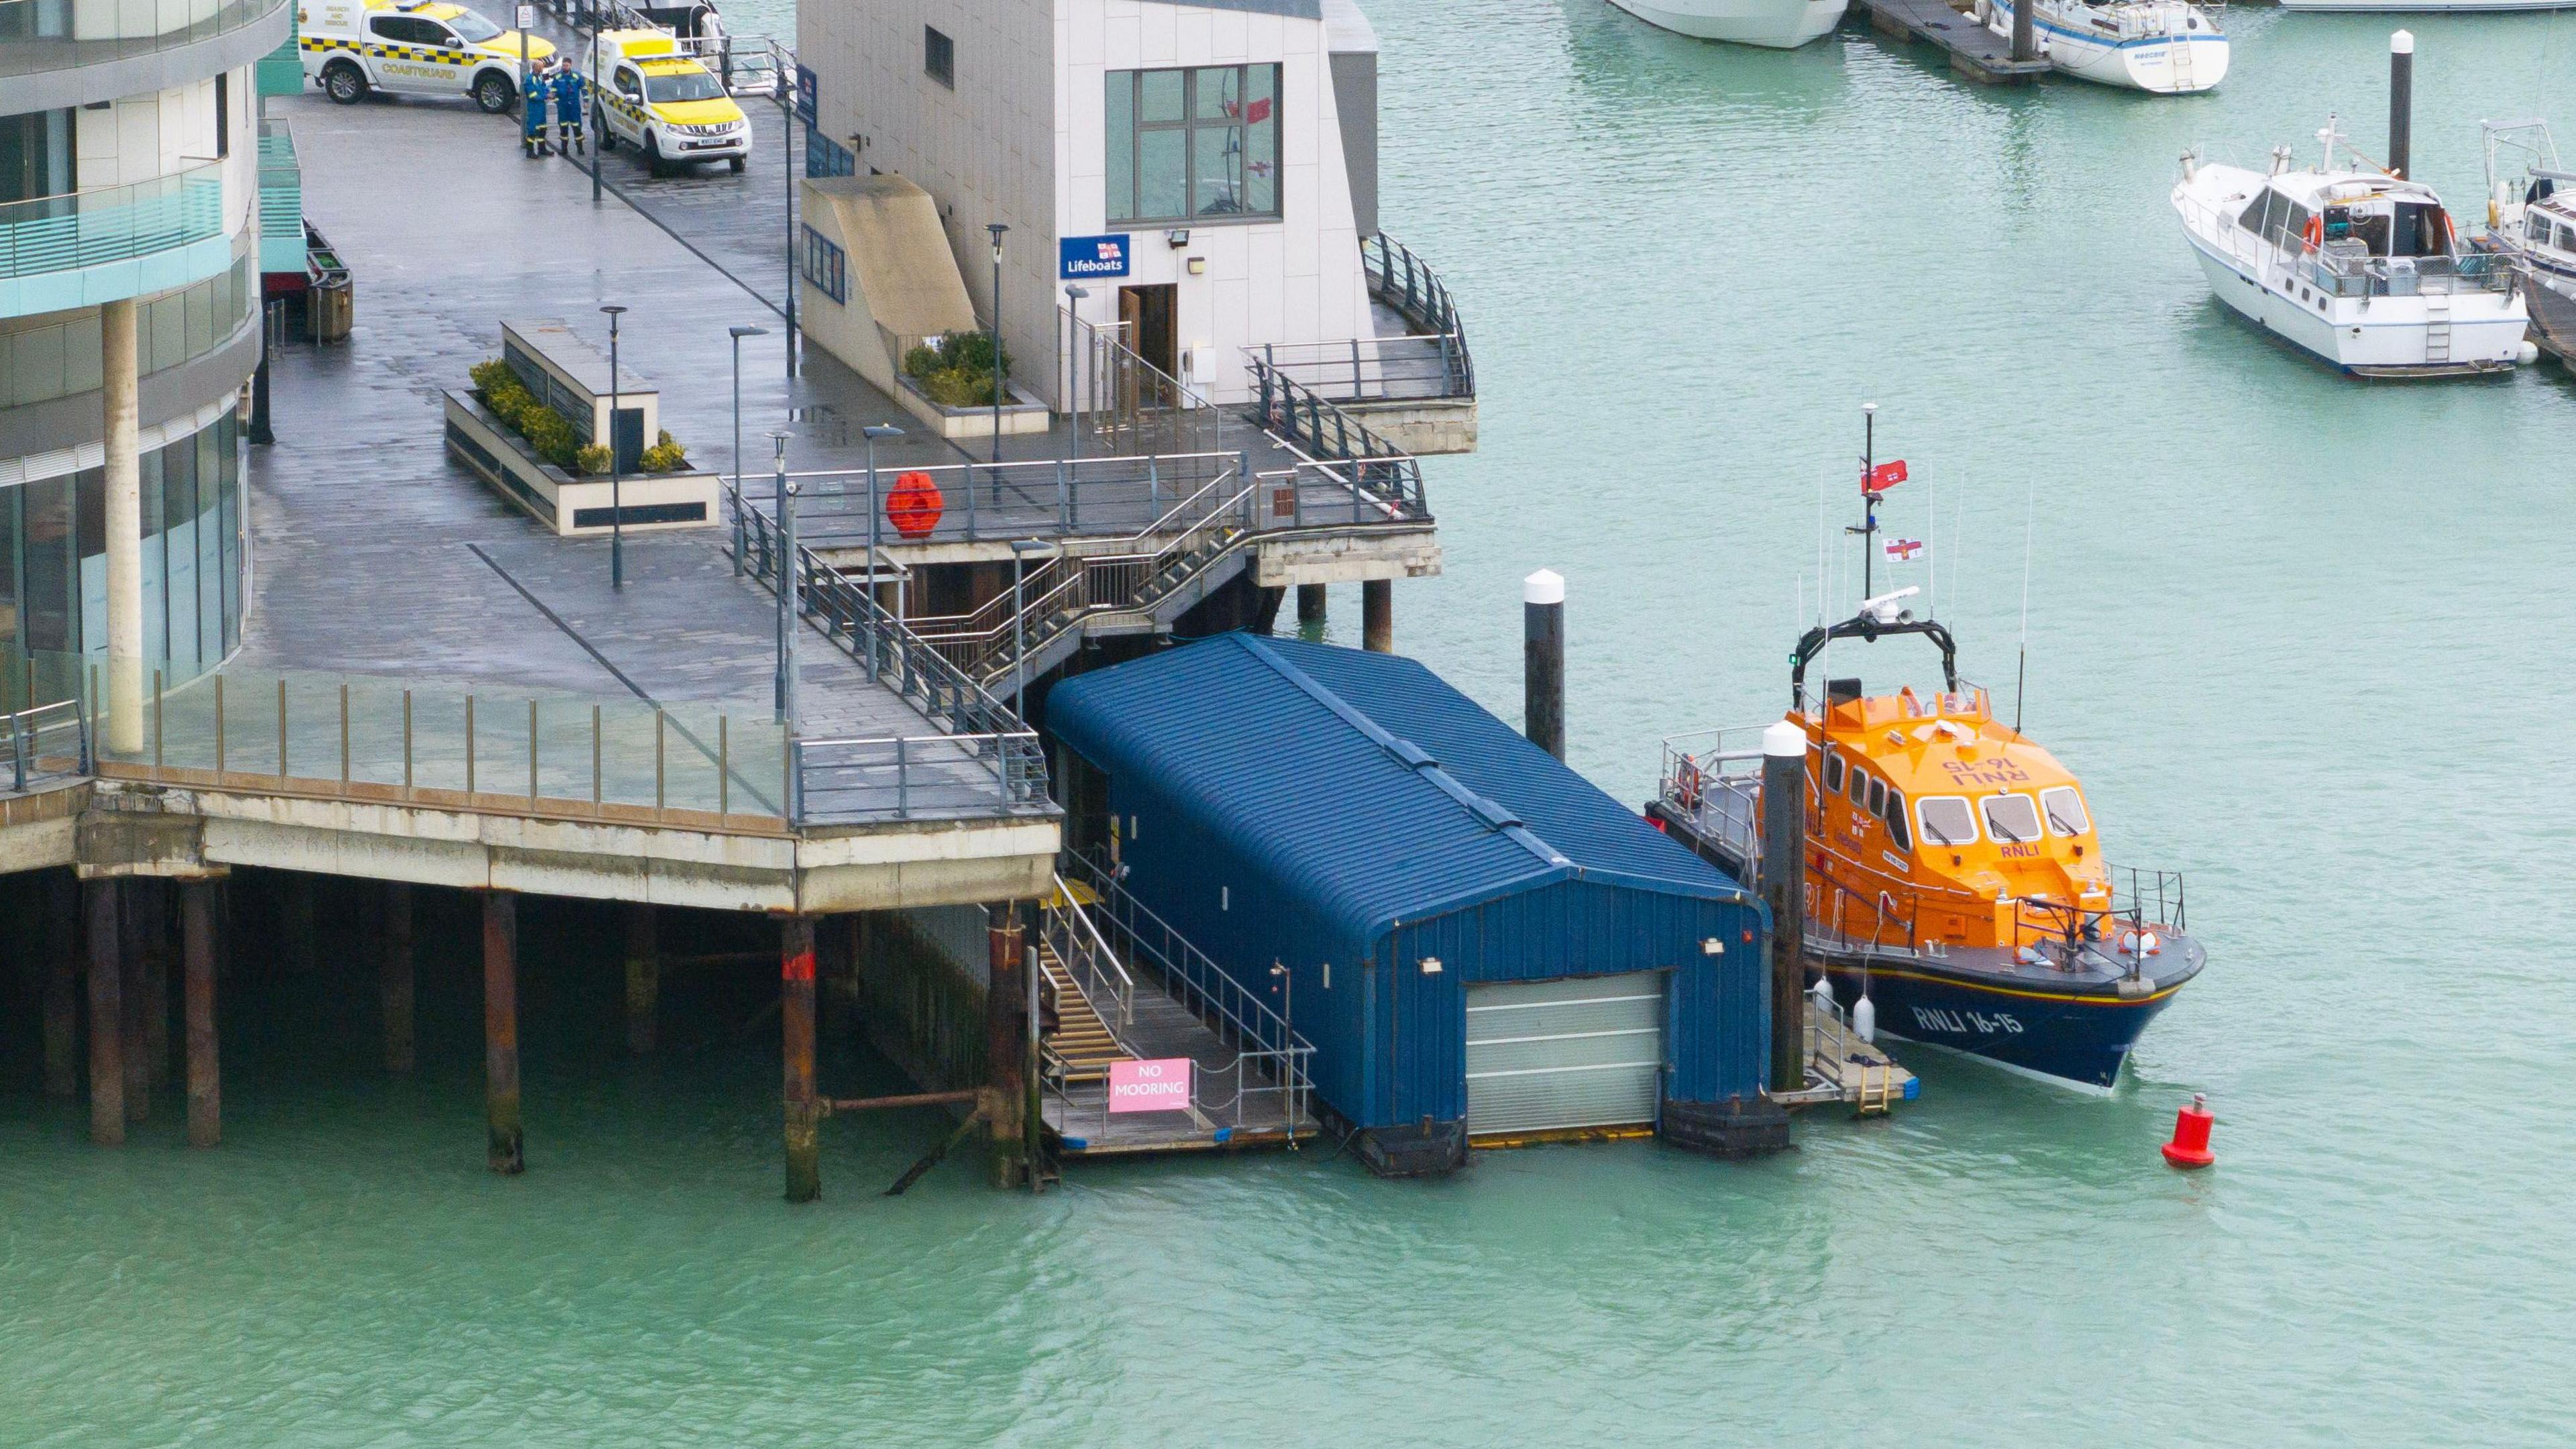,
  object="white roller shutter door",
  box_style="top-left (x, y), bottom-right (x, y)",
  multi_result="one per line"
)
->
top-left (1464, 971), bottom-right (1666, 1136)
